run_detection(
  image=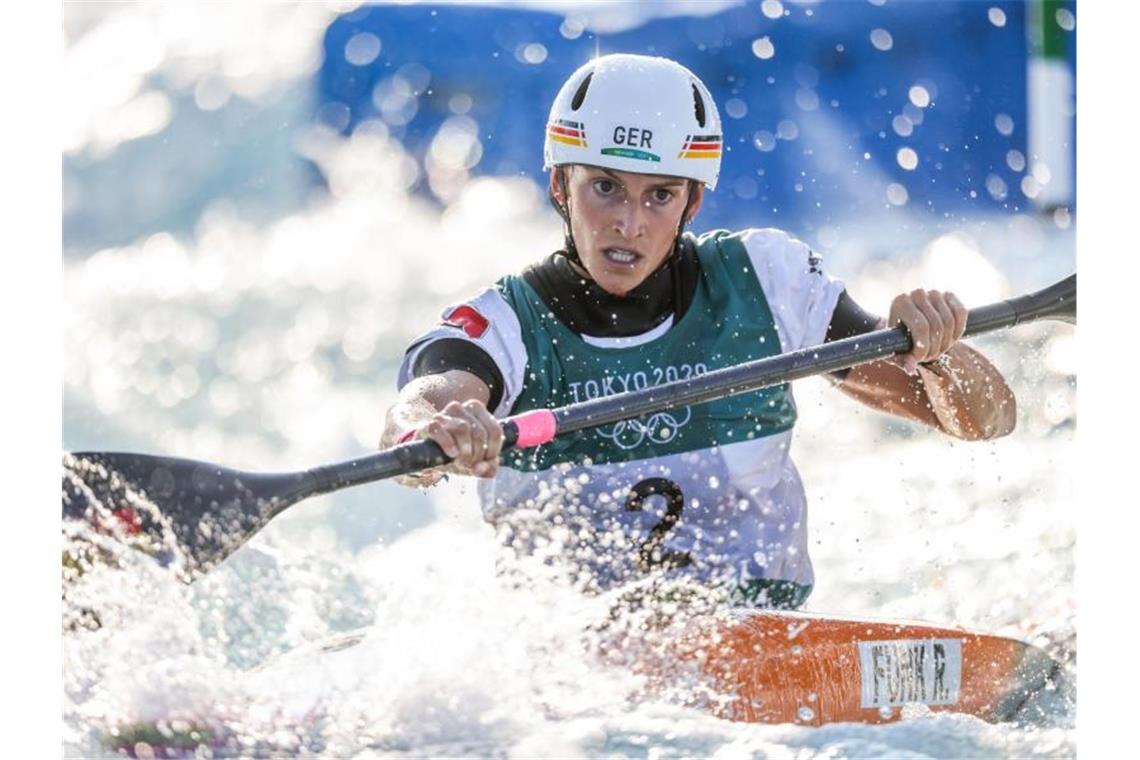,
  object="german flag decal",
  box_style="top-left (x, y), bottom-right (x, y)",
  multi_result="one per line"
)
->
top-left (442, 304), bottom-right (489, 338)
top-left (679, 134), bottom-right (722, 159)
top-left (547, 119), bottom-right (587, 148)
